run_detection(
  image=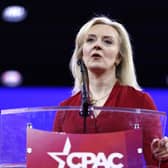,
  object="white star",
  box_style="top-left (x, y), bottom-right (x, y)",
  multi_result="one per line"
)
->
top-left (48, 137), bottom-right (71, 168)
